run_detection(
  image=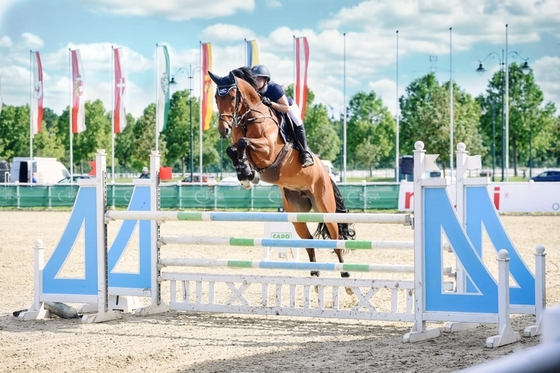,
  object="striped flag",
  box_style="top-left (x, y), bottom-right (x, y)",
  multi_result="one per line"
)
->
top-left (245, 39), bottom-right (259, 67)
top-left (294, 37), bottom-right (310, 121)
top-left (71, 49), bottom-right (86, 133)
top-left (113, 47), bottom-right (126, 133)
top-left (156, 45), bottom-right (170, 132)
top-left (201, 42), bottom-right (213, 131)
top-left (31, 51), bottom-right (43, 134)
